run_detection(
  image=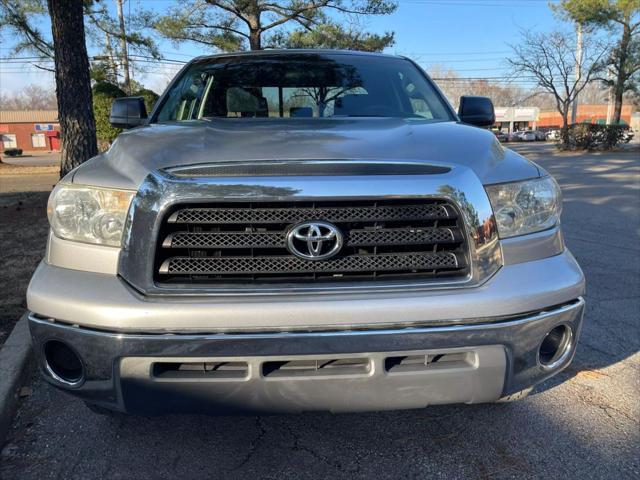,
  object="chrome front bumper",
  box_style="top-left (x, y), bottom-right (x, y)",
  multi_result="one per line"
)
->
top-left (27, 249), bottom-right (584, 333)
top-left (28, 299), bottom-right (584, 414)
